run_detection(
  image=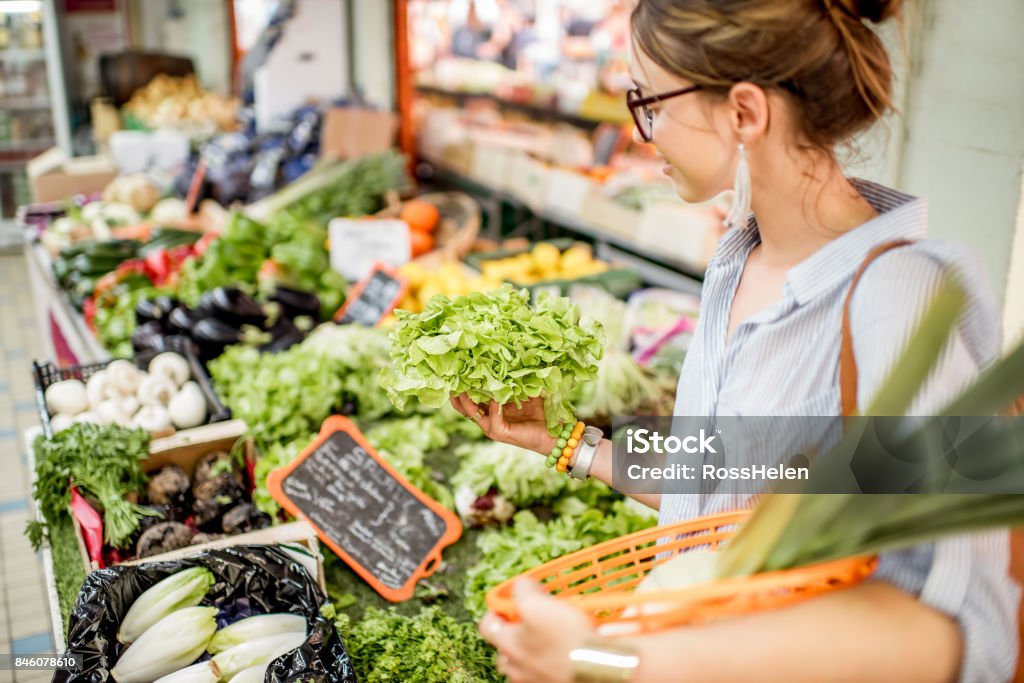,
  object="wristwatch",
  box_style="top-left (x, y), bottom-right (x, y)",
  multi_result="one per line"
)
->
top-left (569, 637), bottom-right (641, 683)
top-left (569, 426), bottom-right (603, 481)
